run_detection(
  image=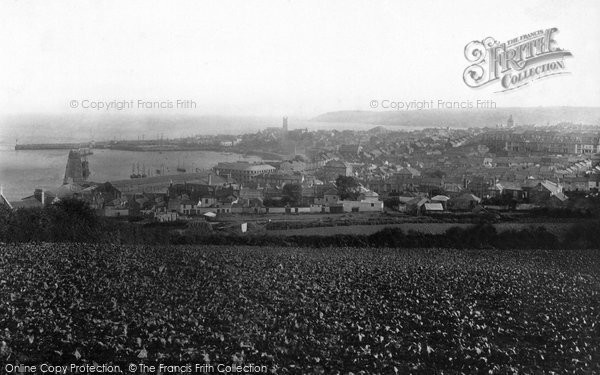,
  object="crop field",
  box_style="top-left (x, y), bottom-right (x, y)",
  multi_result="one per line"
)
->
top-left (1, 244), bottom-right (599, 373)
